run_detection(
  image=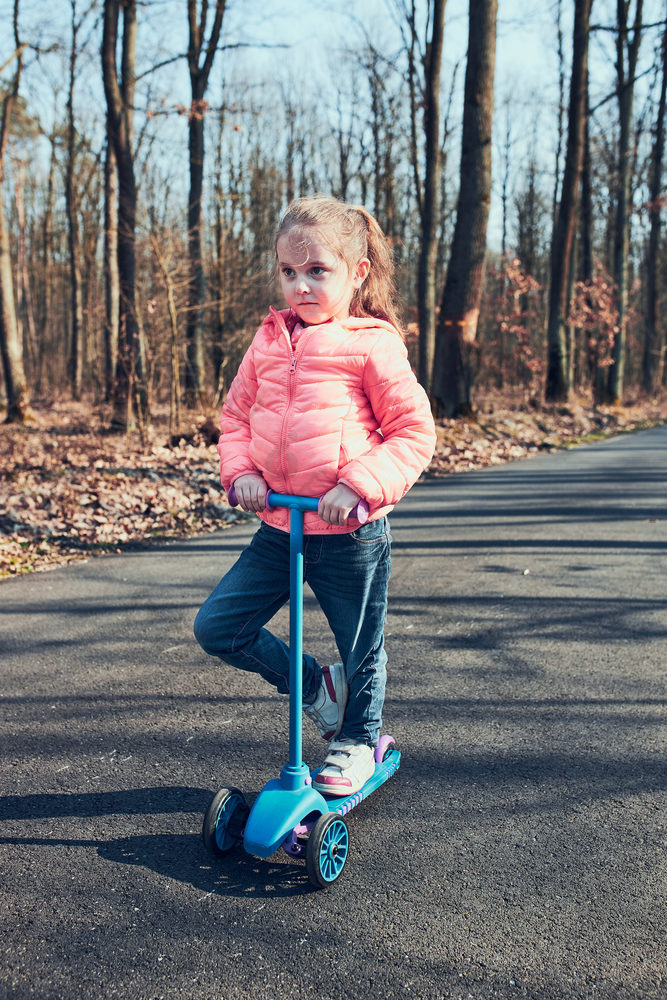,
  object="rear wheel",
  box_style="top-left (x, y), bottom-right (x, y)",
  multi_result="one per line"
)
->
top-left (202, 787), bottom-right (249, 857)
top-left (306, 812), bottom-right (349, 888)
